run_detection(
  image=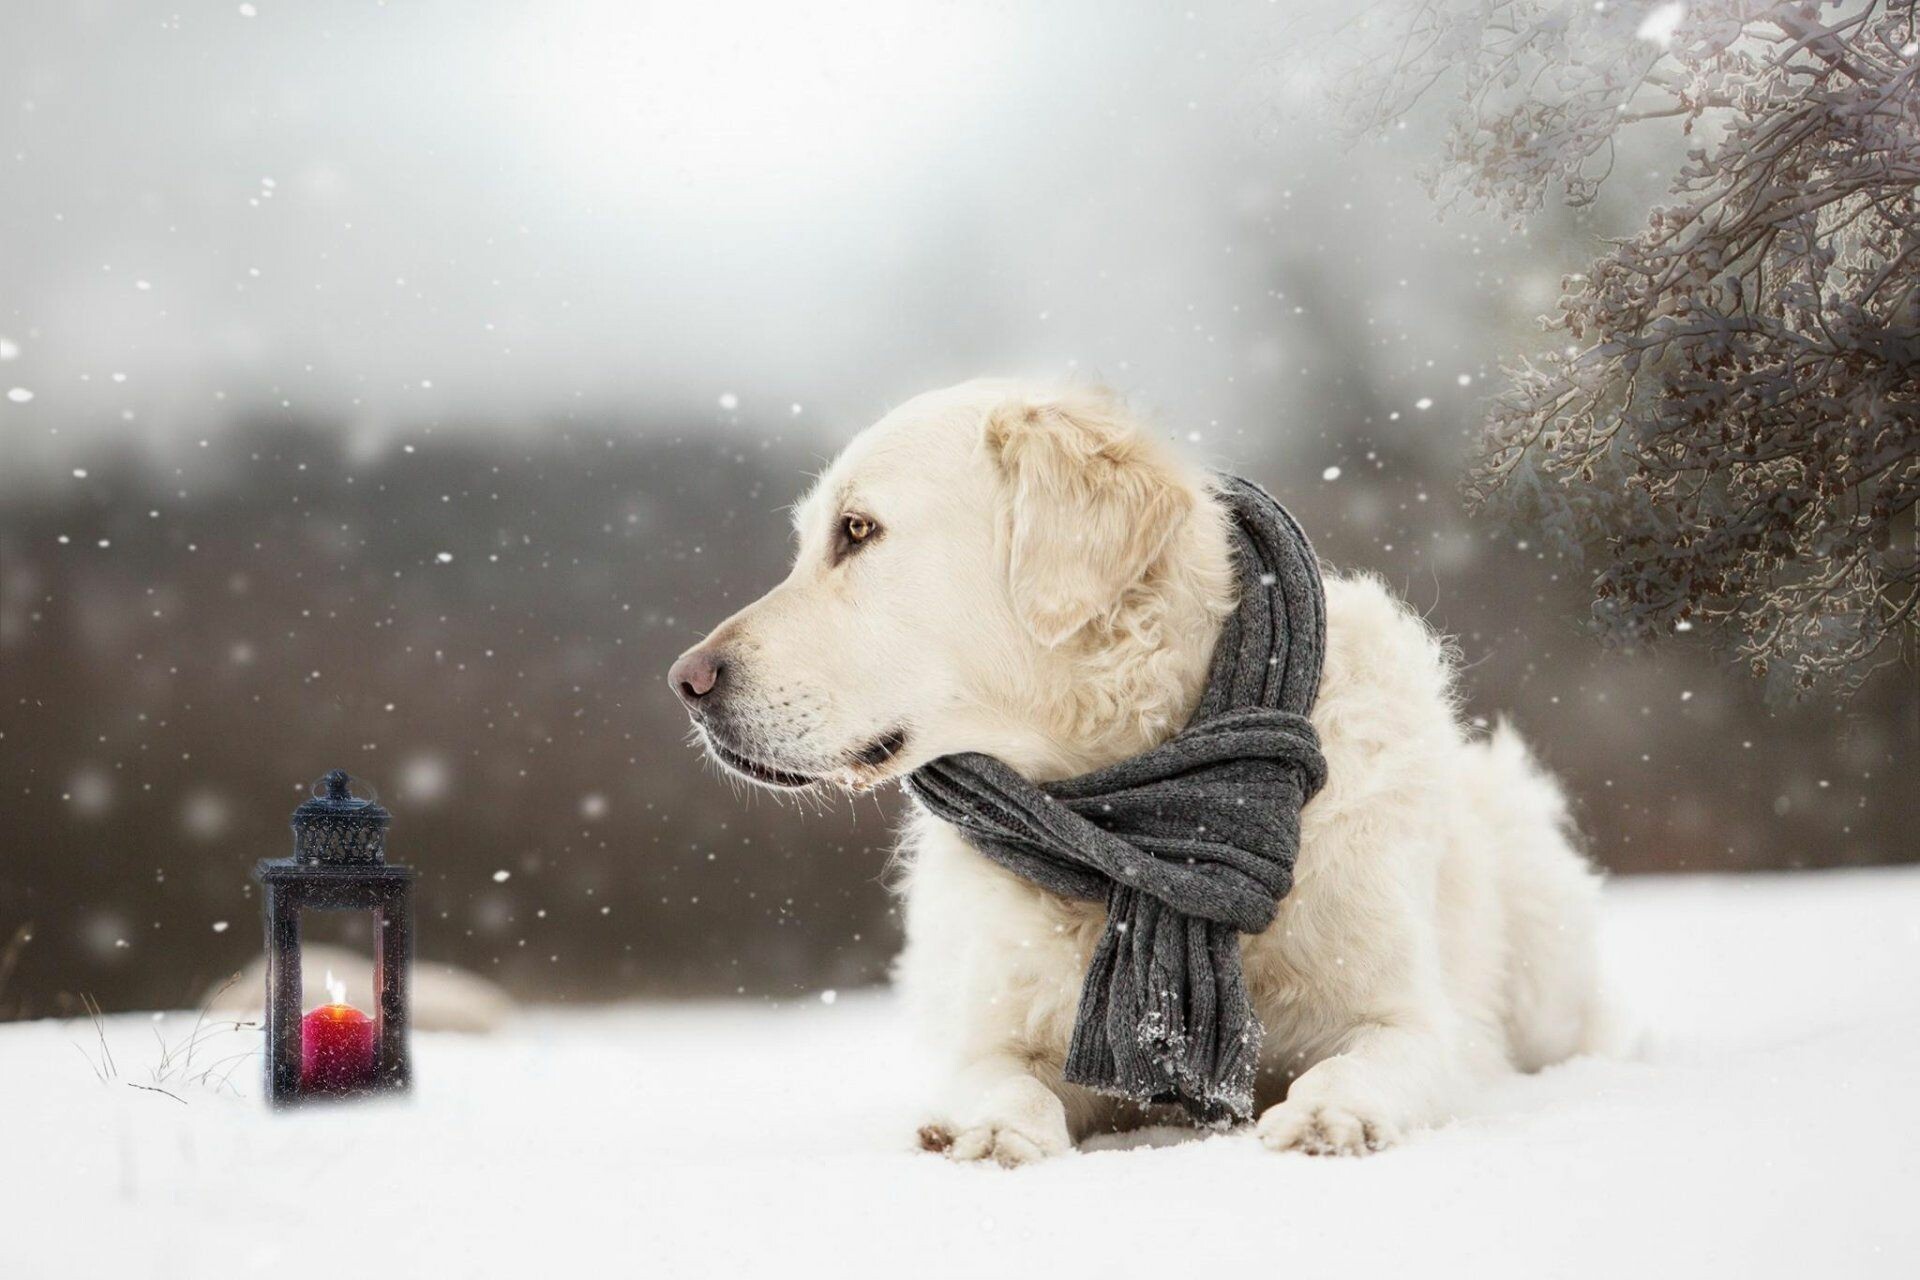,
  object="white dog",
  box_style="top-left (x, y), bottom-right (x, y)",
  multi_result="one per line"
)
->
top-left (669, 380), bottom-right (1609, 1164)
